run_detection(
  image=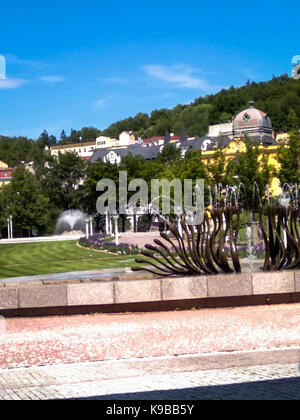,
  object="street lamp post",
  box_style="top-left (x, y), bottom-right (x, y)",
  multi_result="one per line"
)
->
top-left (105, 211), bottom-right (109, 236)
top-left (9, 215), bottom-right (13, 239)
top-left (109, 218), bottom-right (113, 237)
top-left (85, 218), bottom-right (90, 239)
top-left (89, 217), bottom-right (94, 237)
top-left (7, 217), bottom-right (10, 239)
top-left (113, 214), bottom-right (119, 246)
